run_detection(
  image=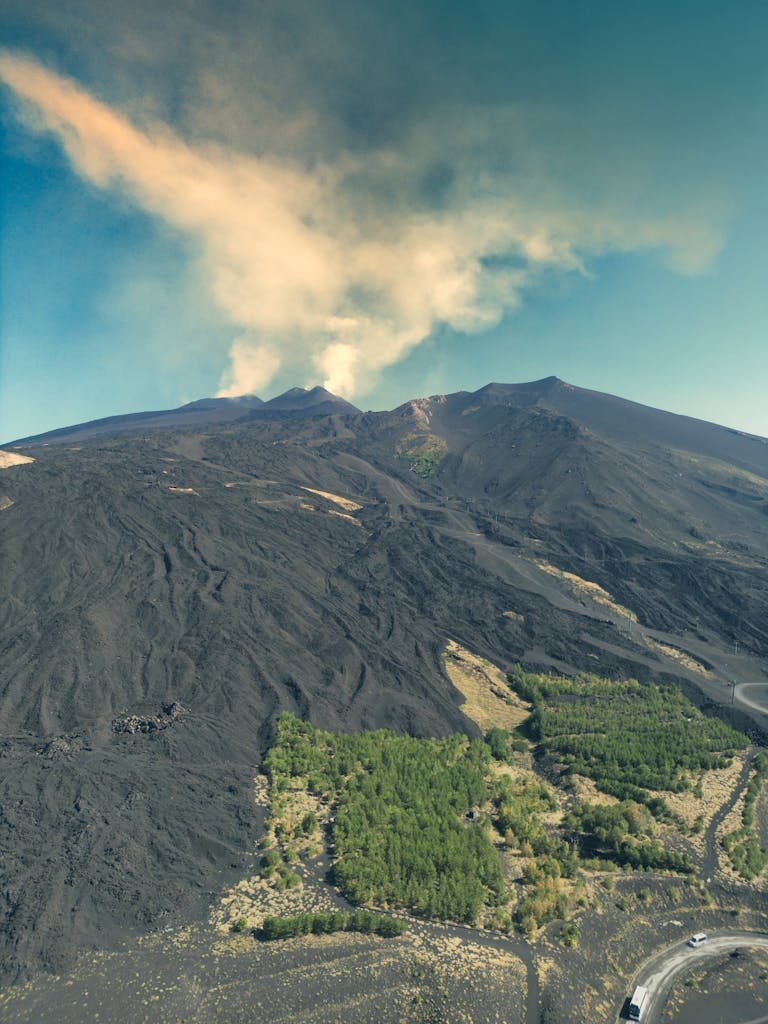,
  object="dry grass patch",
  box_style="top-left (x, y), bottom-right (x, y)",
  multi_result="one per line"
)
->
top-left (643, 637), bottom-right (714, 677)
top-left (327, 509), bottom-right (362, 526)
top-left (569, 774), bottom-right (620, 808)
top-left (213, 871), bottom-right (341, 934)
top-left (0, 450), bottom-right (34, 468)
top-left (299, 487), bottom-right (362, 512)
top-left (534, 560), bottom-right (637, 620)
top-left (212, 773), bottom-right (331, 934)
top-left (401, 931), bottom-right (526, 1019)
top-left (253, 774), bottom-right (270, 808)
top-left (444, 640), bottom-right (529, 732)
top-left (268, 785), bottom-right (326, 859)
top-left (662, 752), bottom-right (747, 830)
